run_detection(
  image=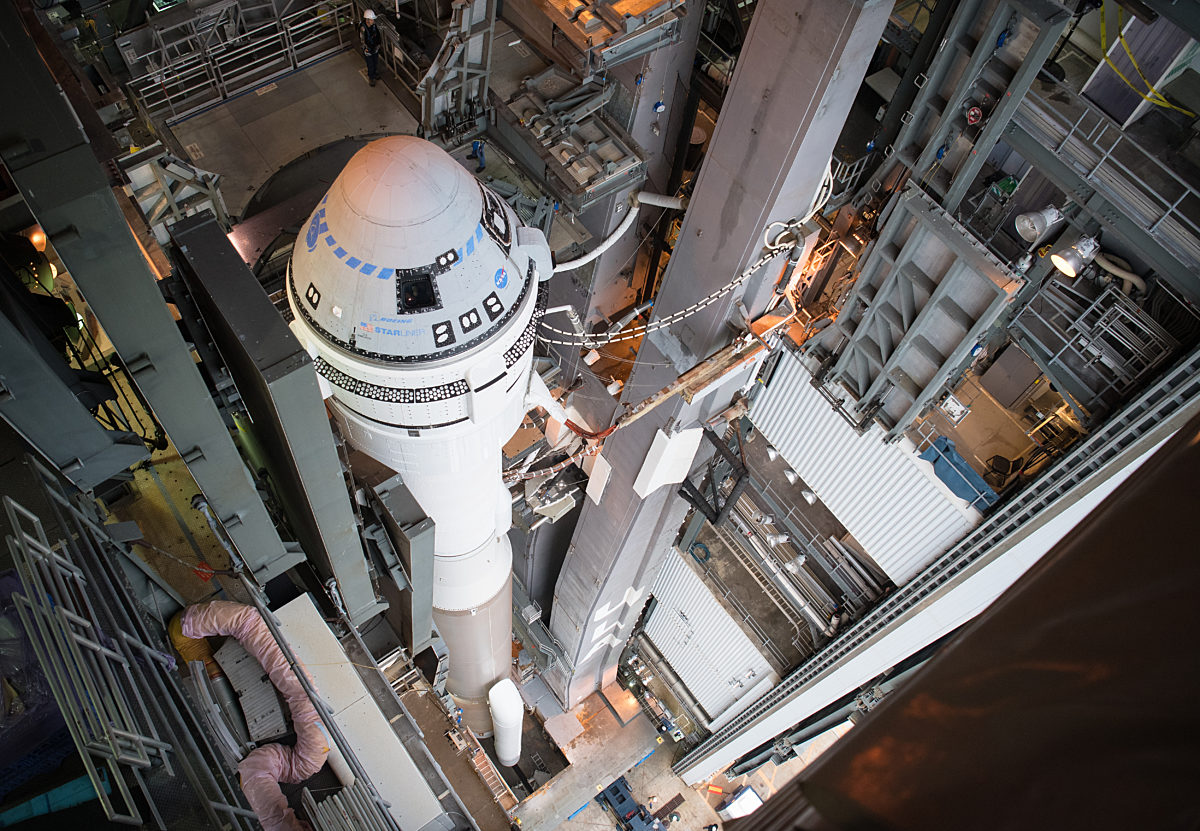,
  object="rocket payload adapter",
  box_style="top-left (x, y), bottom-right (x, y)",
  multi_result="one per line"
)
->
top-left (287, 136), bottom-right (553, 742)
